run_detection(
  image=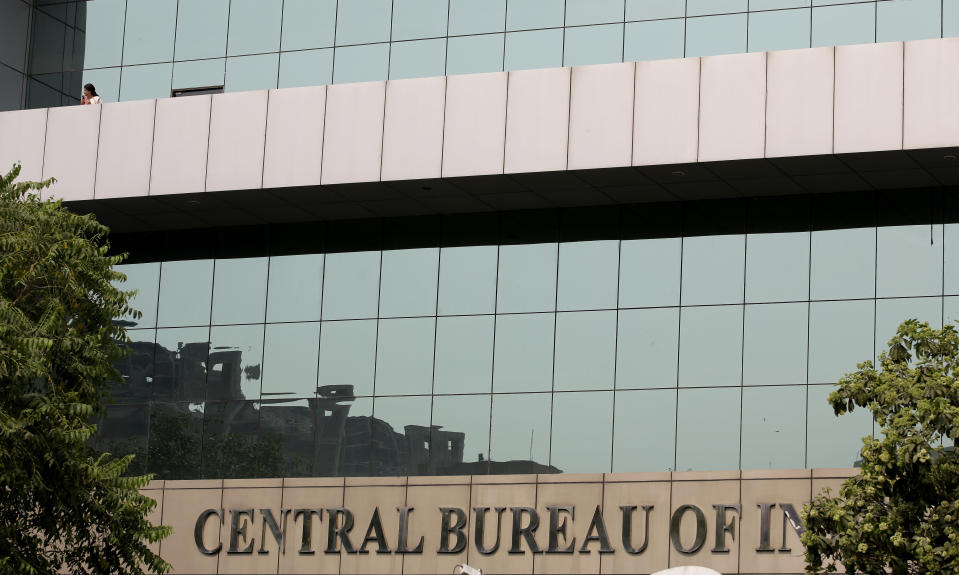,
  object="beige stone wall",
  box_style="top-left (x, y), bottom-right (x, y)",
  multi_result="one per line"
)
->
top-left (145, 468), bottom-right (858, 575)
